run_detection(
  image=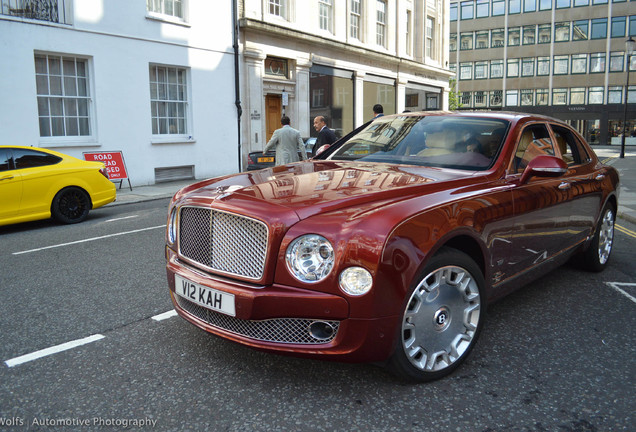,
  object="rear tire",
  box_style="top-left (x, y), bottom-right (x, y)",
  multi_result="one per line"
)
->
top-left (388, 247), bottom-right (485, 382)
top-left (578, 204), bottom-right (615, 272)
top-left (52, 187), bottom-right (91, 224)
